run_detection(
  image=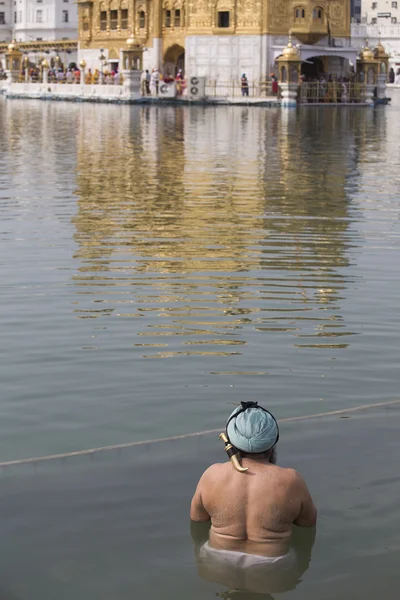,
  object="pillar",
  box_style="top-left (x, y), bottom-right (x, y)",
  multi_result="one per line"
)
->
top-left (364, 84), bottom-right (375, 107)
top-left (276, 35), bottom-right (302, 108)
top-left (122, 70), bottom-right (142, 98)
top-left (376, 73), bottom-right (387, 100)
top-left (279, 83), bottom-right (299, 107)
top-left (121, 36), bottom-right (144, 100)
top-left (357, 42), bottom-right (379, 107)
top-left (5, 40), bottom-right (23, 84)
top-left (42, 59), bottom-right (49, 84)
top-left (79, 59), bottom-right (87, 90)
